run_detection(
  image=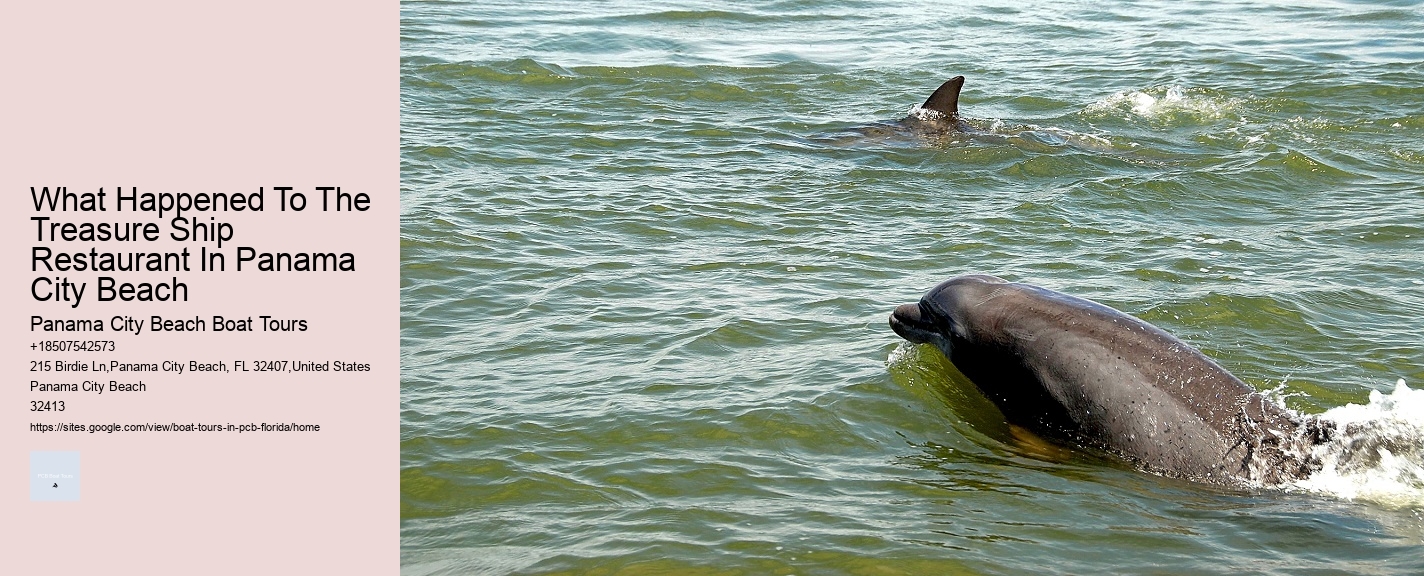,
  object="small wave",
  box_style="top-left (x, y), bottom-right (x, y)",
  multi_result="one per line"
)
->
top-left (1085, 85), bottom-right (1241, 124)
top-left (901, 109), bottom-right (1126, 154)
top-left (1293, 379), bottom-right (1424, 507)
top-left (994, 123), bottom-right (1118, 154)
